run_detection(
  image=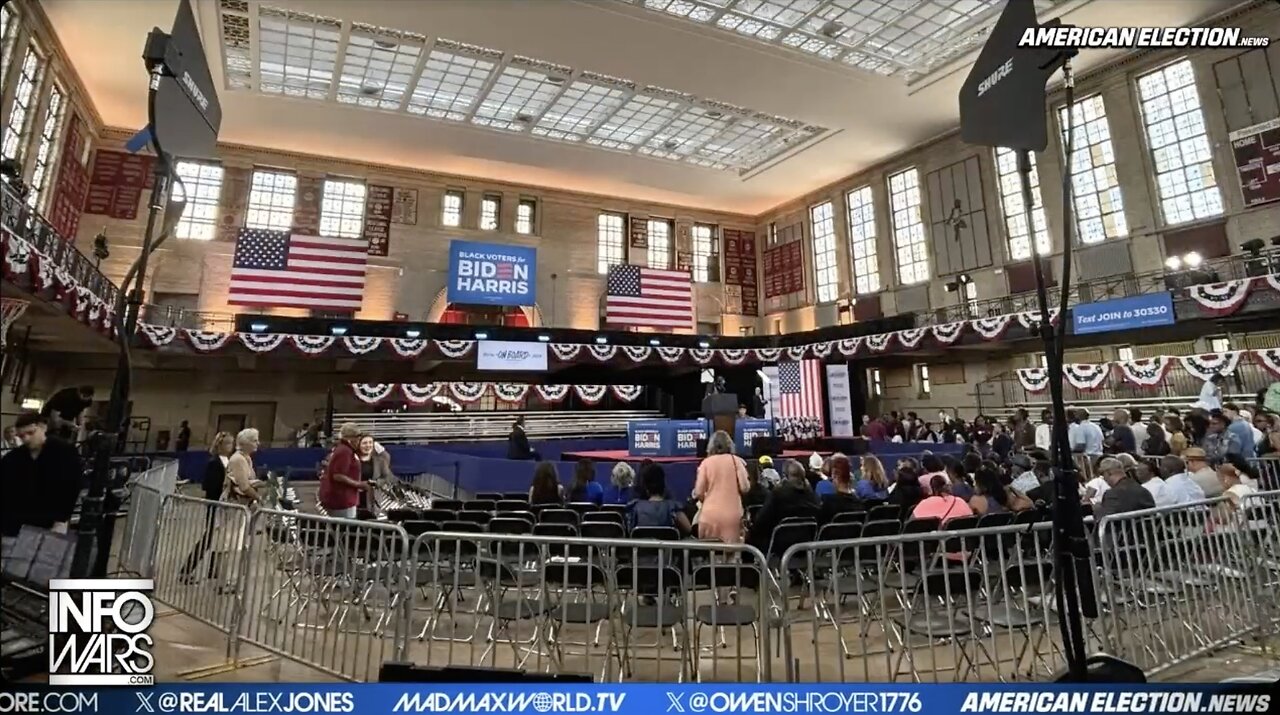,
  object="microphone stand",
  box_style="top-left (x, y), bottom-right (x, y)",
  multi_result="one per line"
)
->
top-left (1015, 56), bottom-right (1094, 681)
